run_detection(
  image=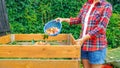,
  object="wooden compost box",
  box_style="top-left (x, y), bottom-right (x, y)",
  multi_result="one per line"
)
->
top-left (0, 34), bottom-right (81, 68)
